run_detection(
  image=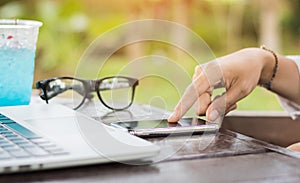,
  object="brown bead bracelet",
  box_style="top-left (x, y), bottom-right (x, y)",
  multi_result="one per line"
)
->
top-left (260, 45), bottom-right (279, 90)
